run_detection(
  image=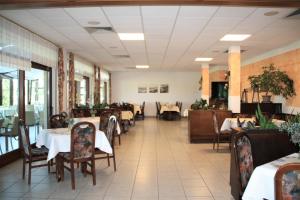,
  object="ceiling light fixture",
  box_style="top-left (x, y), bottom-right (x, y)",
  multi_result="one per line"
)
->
top-left (118, 33), bottom-right (144, 41)
top-left (220, 34), bottom-right (251, 41)
top-left (195, 57), bottom-right (213, 62)
top-left (264, 11), bottom-right (279, 16)
top-left (0, 44), bottom-right (14, 50)
top-left (136, 65), bottom-right (149, 69)
top-left (87, 21), bottom-right (101, 25)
